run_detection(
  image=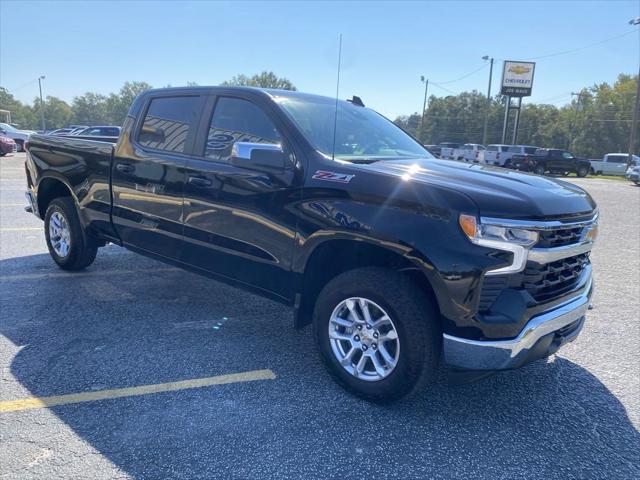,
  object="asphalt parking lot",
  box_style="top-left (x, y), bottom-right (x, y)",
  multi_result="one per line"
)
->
top-left (1, 152), bottom-right (639, 479)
